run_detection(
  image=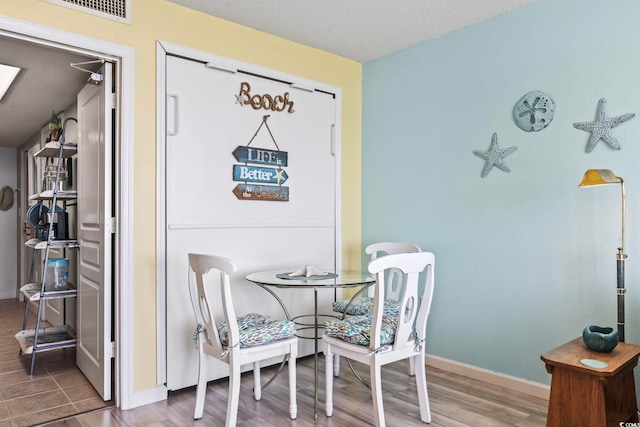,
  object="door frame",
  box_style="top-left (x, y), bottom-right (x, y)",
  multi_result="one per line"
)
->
top-left (0, 16), bottom-right (135, 409)
top-left (155, 40), bottom-right (344, 387)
